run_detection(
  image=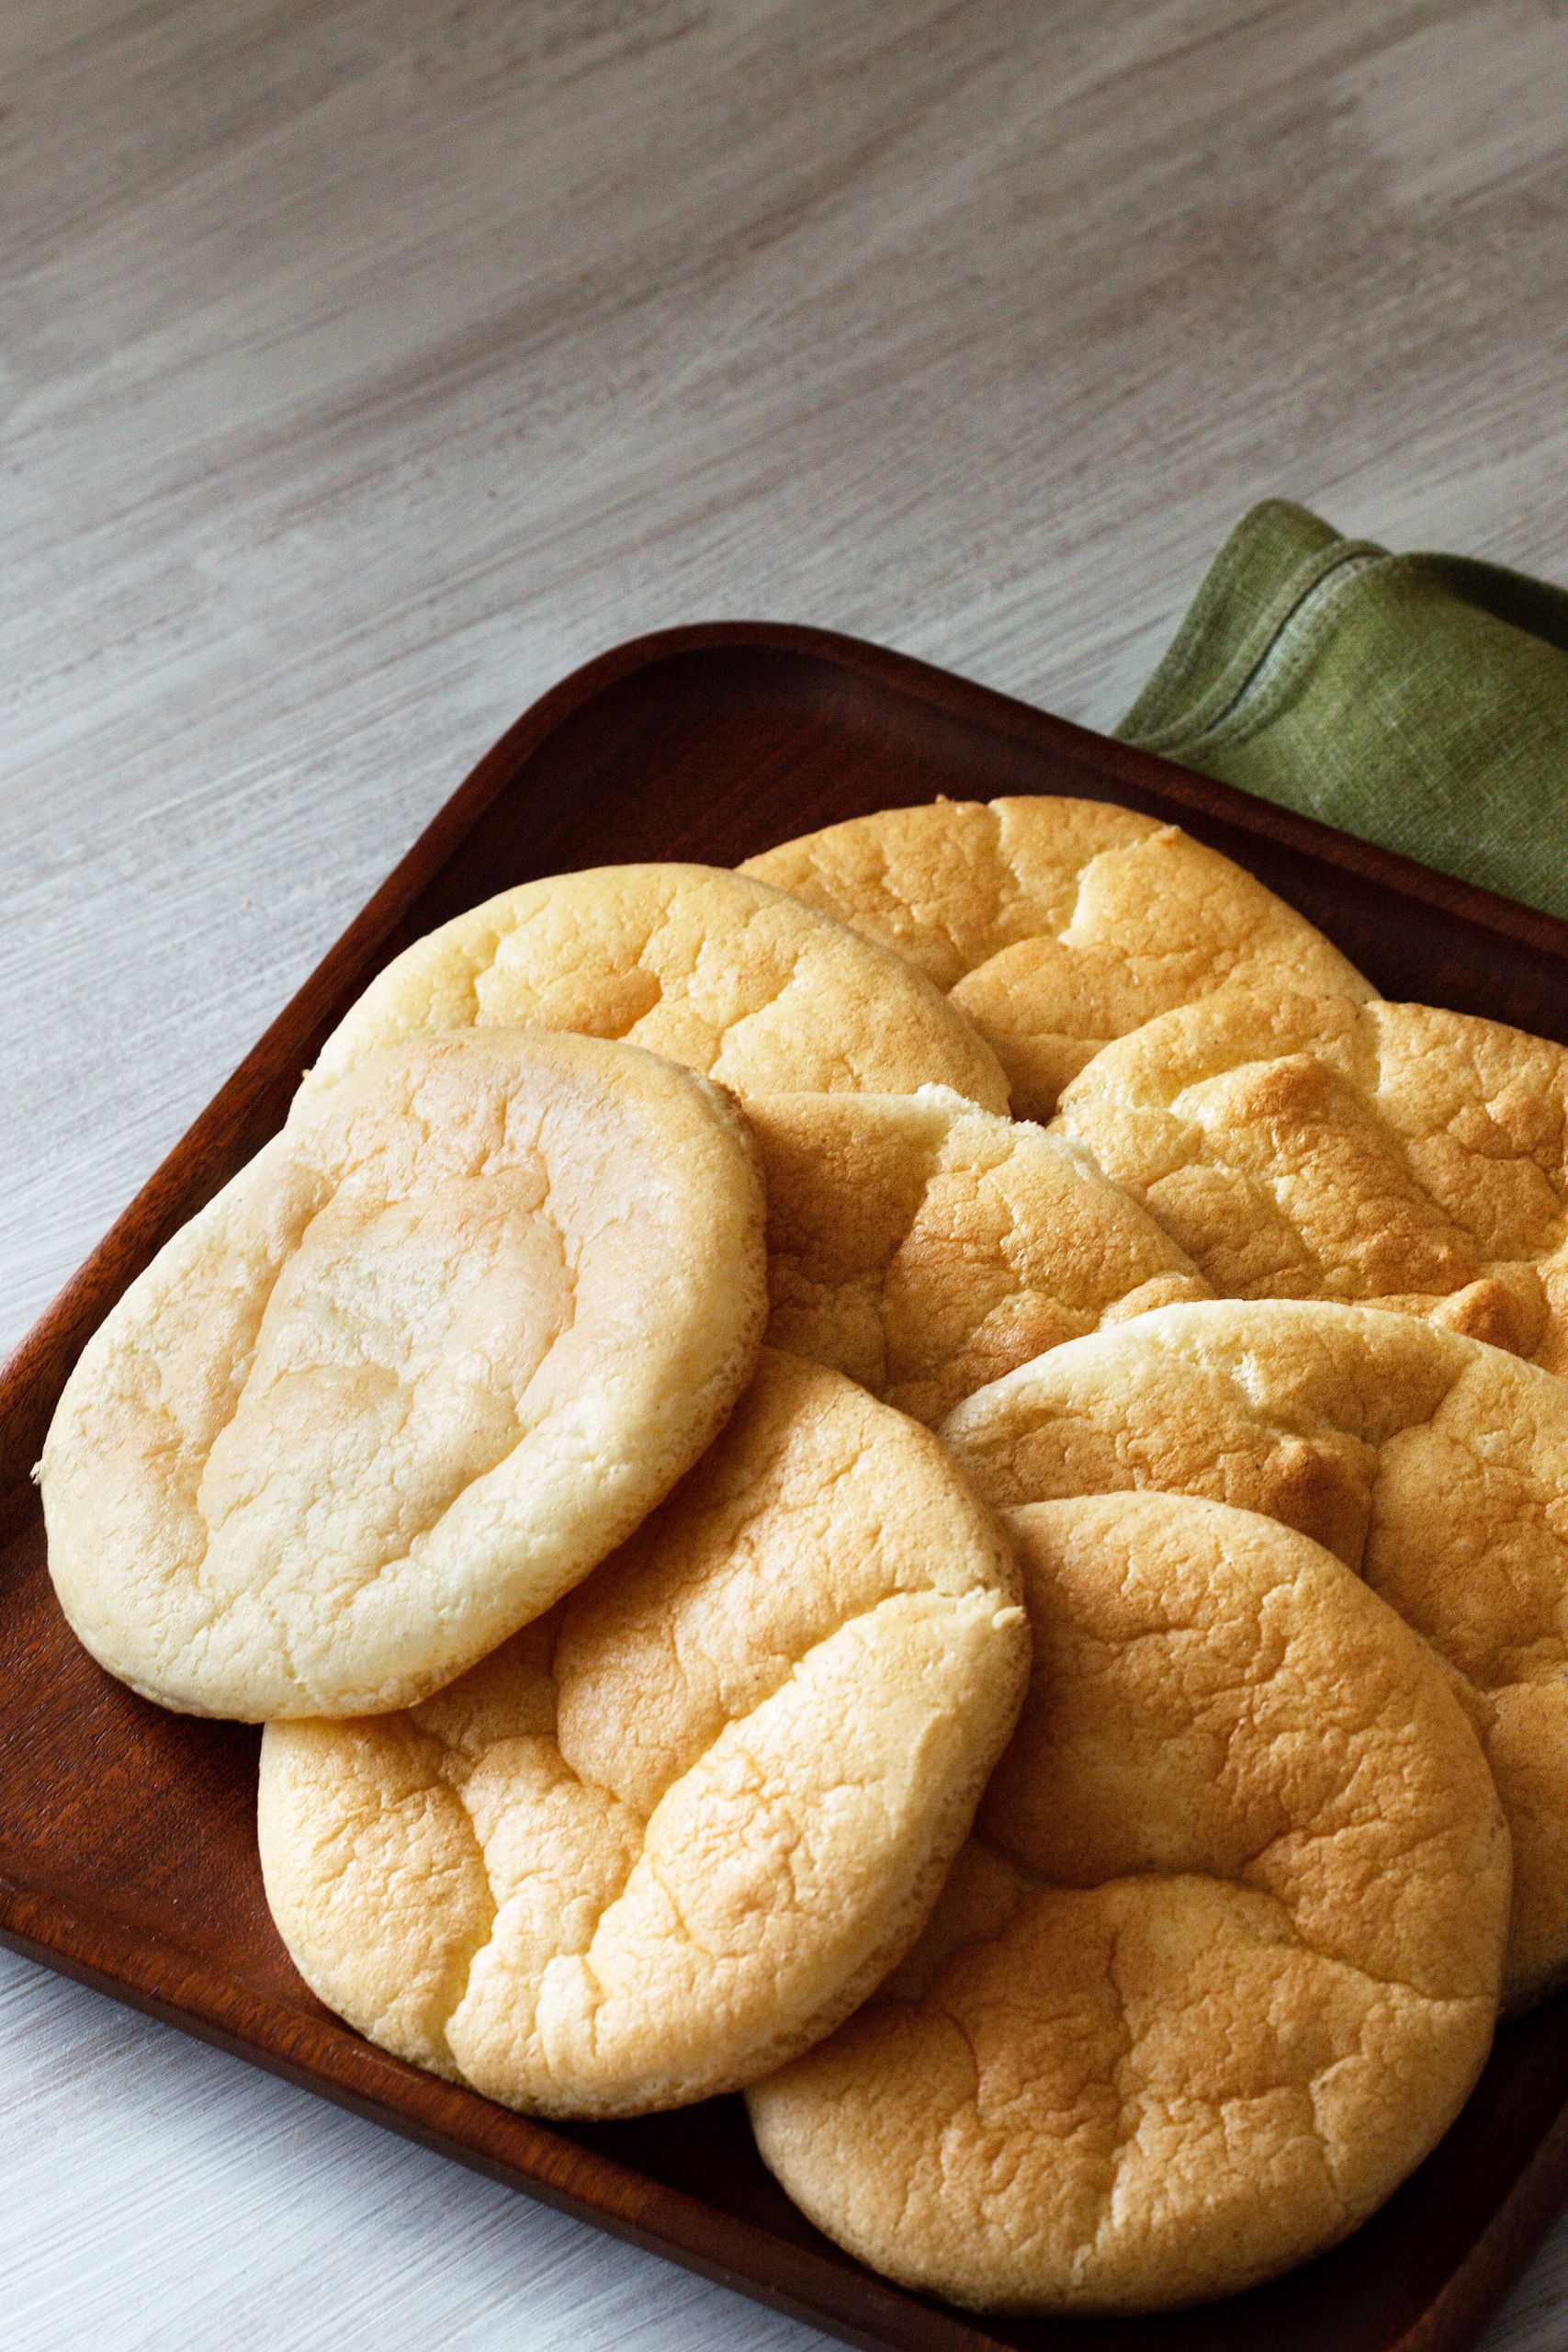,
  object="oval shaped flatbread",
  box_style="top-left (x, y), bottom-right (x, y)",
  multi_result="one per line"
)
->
top-left (749, 1491), bottom-right (1507, 2314)
top-left (302, 863), bottom-right (1009, 1112)
top-left (1051, 988), bottom-right (1568, 1372)
top-left (741, 797), bottom-right (1371, 1117)
top-left (751, 1086), bottom-right (1209, 1424)
top-left (40, 1031), bottom-right (768, 1720)
top-left (258, 1351), bottom-right (1030, 2117)
top-left (942, 1296), bottom-right (1568, 2007)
